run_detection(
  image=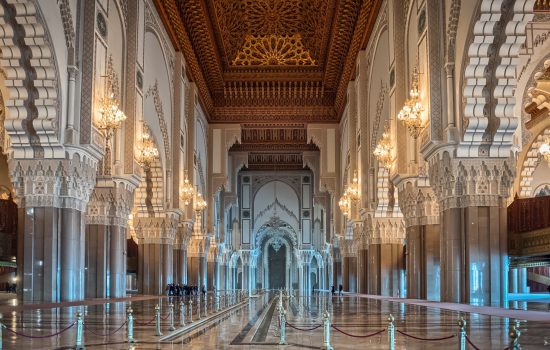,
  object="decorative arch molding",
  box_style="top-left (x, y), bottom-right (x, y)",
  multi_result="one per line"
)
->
top-left (57, 0), bottom-right (75, 49)
top-left (1, 0), bottom-right (64, 158)
top-left (145, 81), bottom-right (171, 172)
top-left (253, 198), bottom-right (300, 231)
top-left (459, 0), bottom-right (534, 157)
top-left (144, 1), bottom-right (175, 81)
top-left (518, 126), bottom-right (550, 197)
top-left (254, 216), bottom-right (298, 251)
